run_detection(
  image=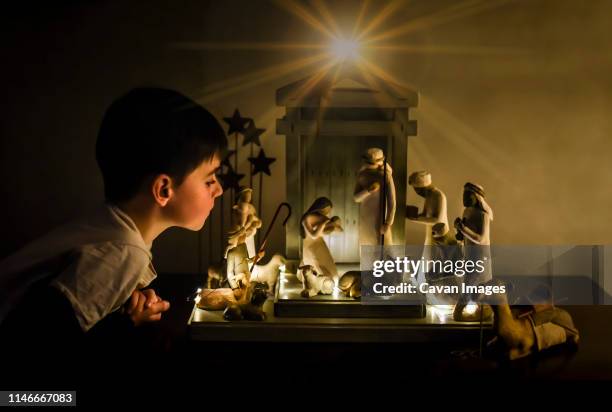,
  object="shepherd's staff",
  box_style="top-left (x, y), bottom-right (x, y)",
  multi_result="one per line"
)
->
top-left (380, 153), bottom-right (388, 260)
top-left (249, 202), bottom-right (291, 271)
top-left (248, 147), bottom-right (275, 245)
